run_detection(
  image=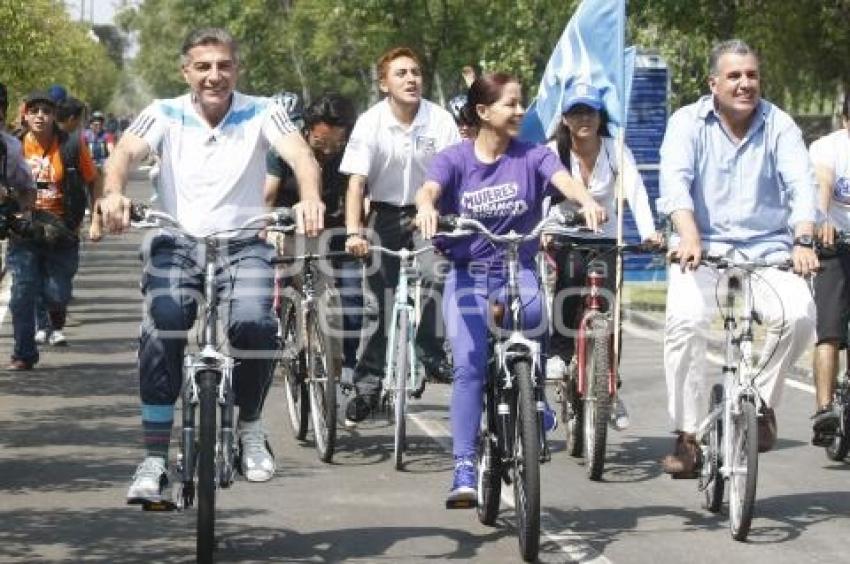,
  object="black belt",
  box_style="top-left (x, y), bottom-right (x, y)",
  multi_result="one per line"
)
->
top-left (370, 201), bottom-right (416, 212)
